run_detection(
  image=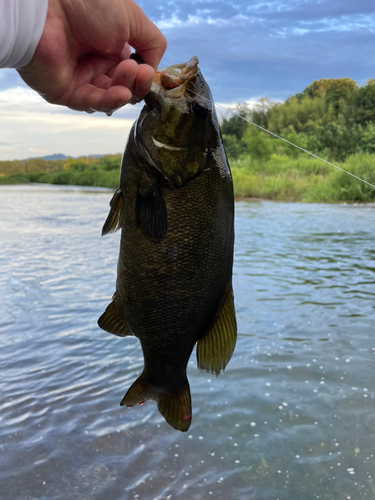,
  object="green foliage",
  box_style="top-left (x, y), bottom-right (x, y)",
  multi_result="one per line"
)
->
top-left (0, 158), bottom-right (65, 176)
top-left (325, 154), bottom-right (375, 202)
top-left (324, 78), bottom-right (357, 116)
top-left (241, 127), bottom-right (274, 162)
top-left (0, 155), bottom-right (121, 188)
top-left (349, 82), bottom-right (375, 126)
top-left (222, 134), bottom-right (247, 159)
top-left (100, 156), bottom-right (121, 171)
top-left (221, 104), bottom-right (249, 140)
top-left (231, 153), bottom-right (375, 203)
top-left (222, 77), bottom-right (375, 163)
top-left (302, 79), bottom-right (336, 98)
top-left (361, 122), bottom-right (375, 154)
